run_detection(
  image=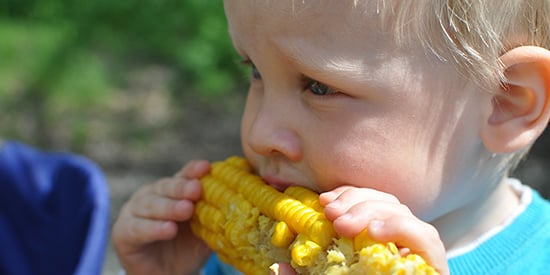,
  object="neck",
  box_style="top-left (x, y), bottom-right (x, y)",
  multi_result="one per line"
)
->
top-left (432, 178), bottom-right (520, 251)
